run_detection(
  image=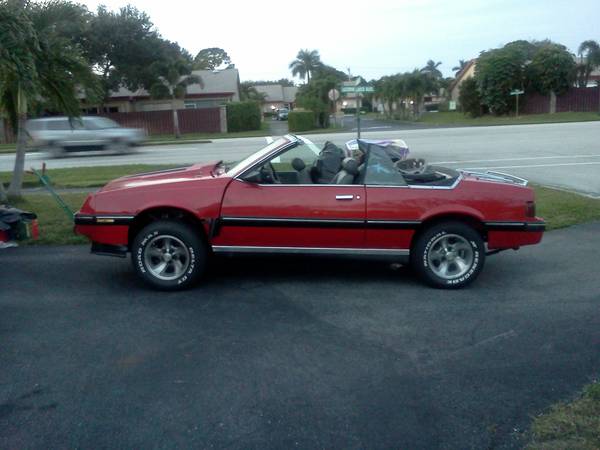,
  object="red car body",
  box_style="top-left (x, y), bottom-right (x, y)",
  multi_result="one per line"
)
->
top-left (75, 135), bottom-right (544, 289)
